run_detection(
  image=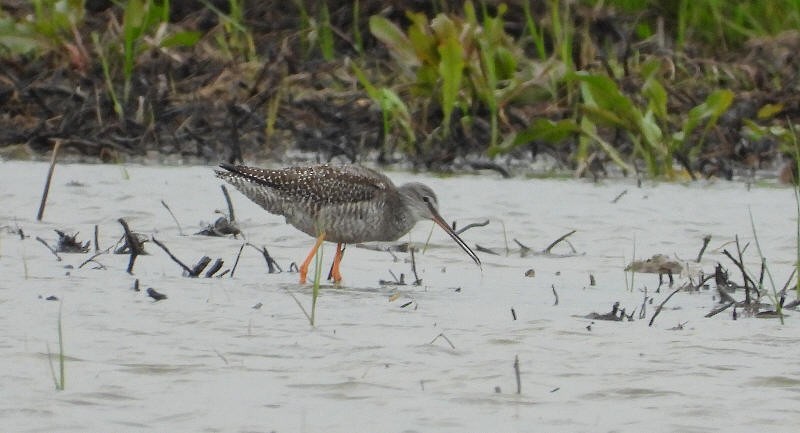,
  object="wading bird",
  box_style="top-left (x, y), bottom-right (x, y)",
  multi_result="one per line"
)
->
top-left (215, 163), bottom-right (481, 283)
